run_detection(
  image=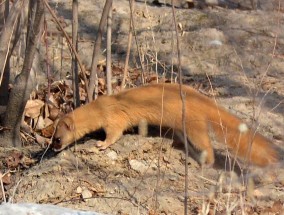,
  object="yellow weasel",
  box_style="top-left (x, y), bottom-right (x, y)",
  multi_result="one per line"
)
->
top-left (52, 84), bottom-right (279, 167)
